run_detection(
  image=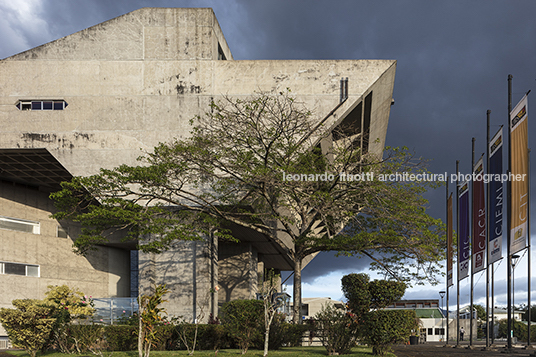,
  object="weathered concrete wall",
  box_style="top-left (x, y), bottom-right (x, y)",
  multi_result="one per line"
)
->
top-left (0, 181), bottom-right (130, 335)
top-left (218, 242), bottom-right (259, 304)
top-left (138, 238), bottom-right (215, 321)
